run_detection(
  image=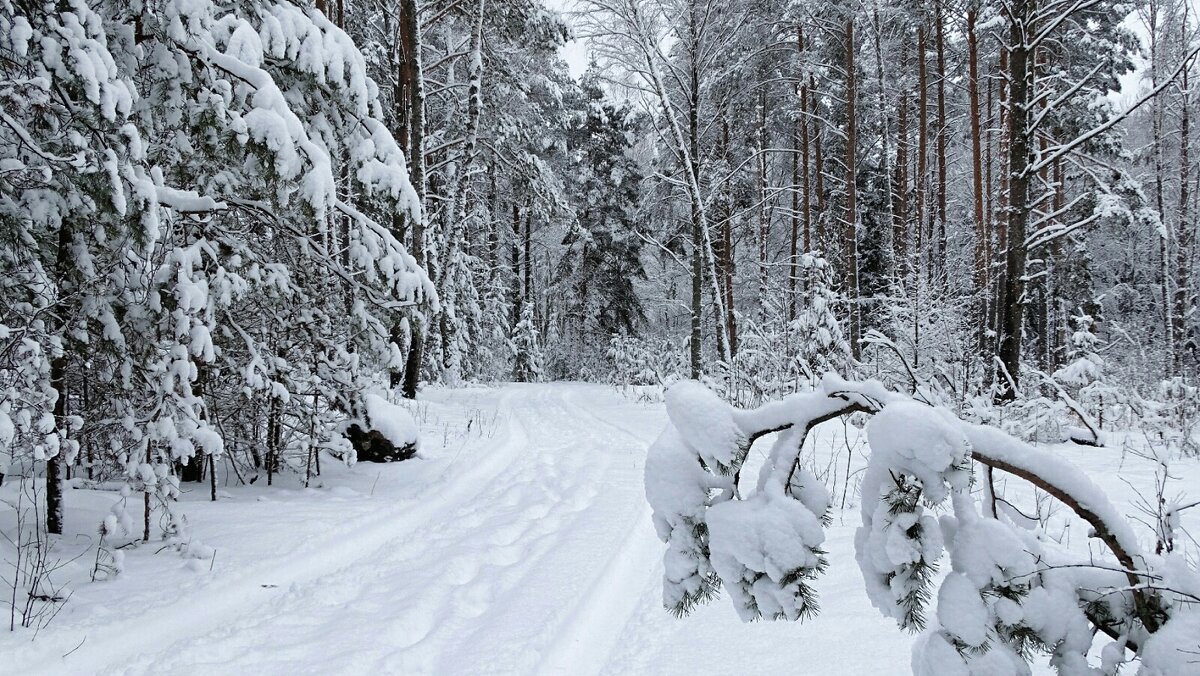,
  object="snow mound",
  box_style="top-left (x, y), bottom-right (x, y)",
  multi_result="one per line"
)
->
top-left (363, 394), bottom-right (420, 450)
top-left (344, 394), bottom-right (420, 463)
